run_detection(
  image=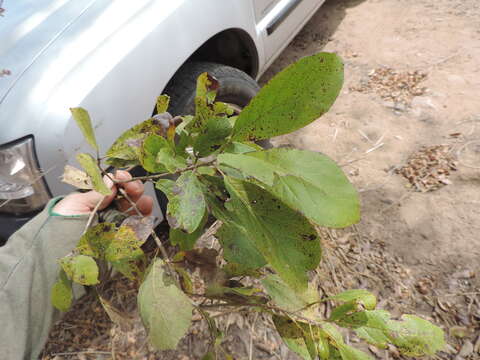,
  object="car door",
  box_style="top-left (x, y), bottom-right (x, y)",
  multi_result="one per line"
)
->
top-left (255, 0), bottom-right (323, 66)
